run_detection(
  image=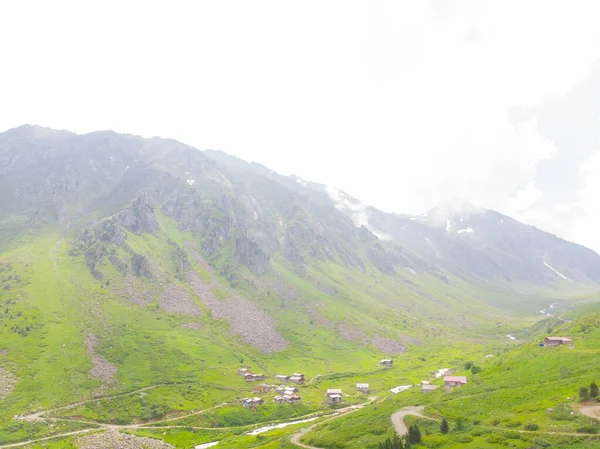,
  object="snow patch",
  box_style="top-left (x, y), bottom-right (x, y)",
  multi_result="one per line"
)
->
top-left (506, 334), bottom-right (516, 340)
top-left (187, 179), bottom-right (195, 186)
top-left (445, 220), bottom-right (453, 232)
top-left (457, 228), bottom-right (474, 234)
top-left (326, 186), bottom-right (391, 240)
top-left (434, 368), bottom-right (451, 378)
top-left (390, 385), bottom-right (413, 395)
top-left (208, 173), bottom-right (232, 188)
top-left (195, 442), bottom-right (220, 449)
top-left (295, 177), bottom-right (307, 187)
top-left (543, 260), bottom-right (571, 281)
top-left (485, 354), bottom-right (494, 358)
